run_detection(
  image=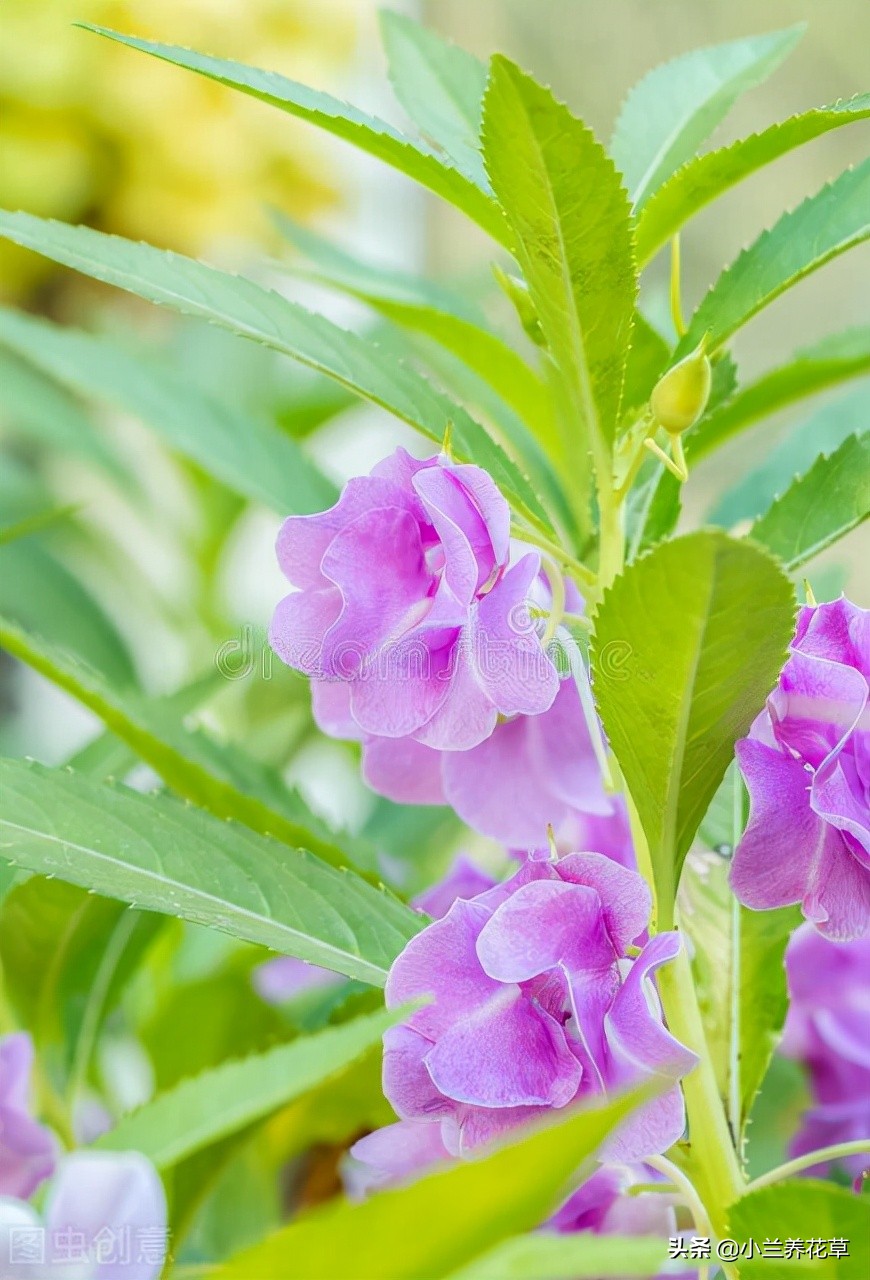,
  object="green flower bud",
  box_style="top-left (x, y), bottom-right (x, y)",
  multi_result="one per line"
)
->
top-left (650, 337), bottom-right (712, 435)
